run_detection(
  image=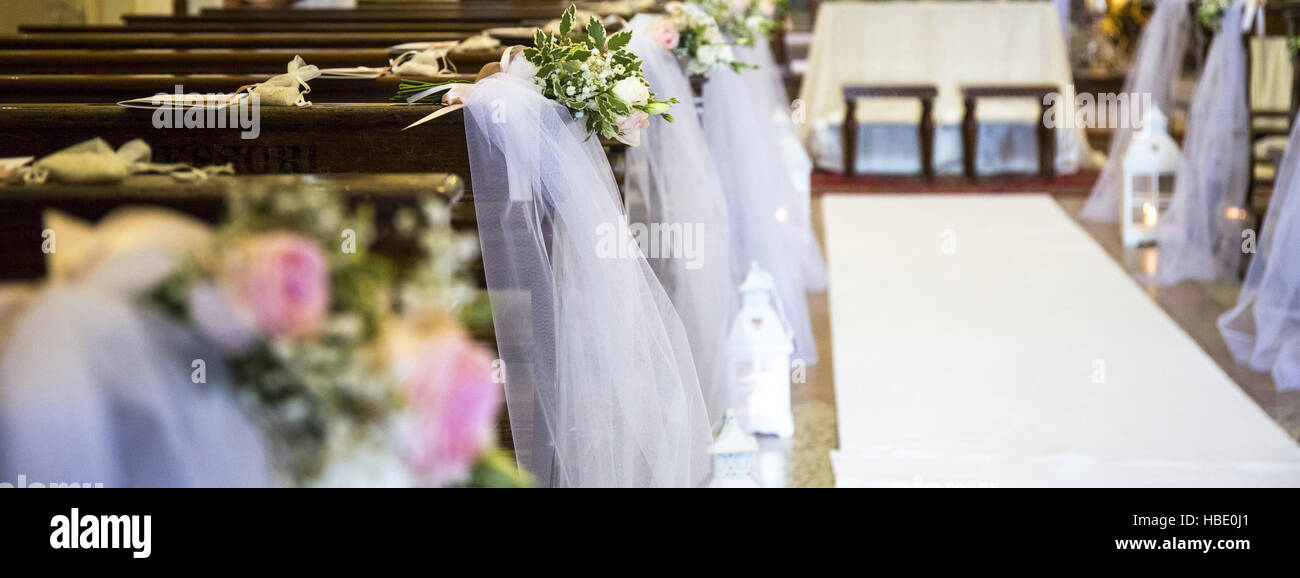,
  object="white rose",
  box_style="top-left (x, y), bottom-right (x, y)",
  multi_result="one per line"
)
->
top-left (716, 44), bottom-right (734, 63)
top-left (698, 43), bottom-right (728, 66)
top-left (611, 76), bottom-right (650, 107)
